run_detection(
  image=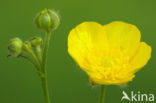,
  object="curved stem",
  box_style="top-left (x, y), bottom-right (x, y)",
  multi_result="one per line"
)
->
top-left (18, 55), bottom-right (37, 68)
top-left (18, 55), bottom-right (33, 63)
top-left (29, 50), bottom-right (41, 71)
top-left (41, 31), bottom-right (51, 103)
top-left (99, 85), bottom-right (106, 103)
top-left (23, 49), bottom-right (41, 71)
